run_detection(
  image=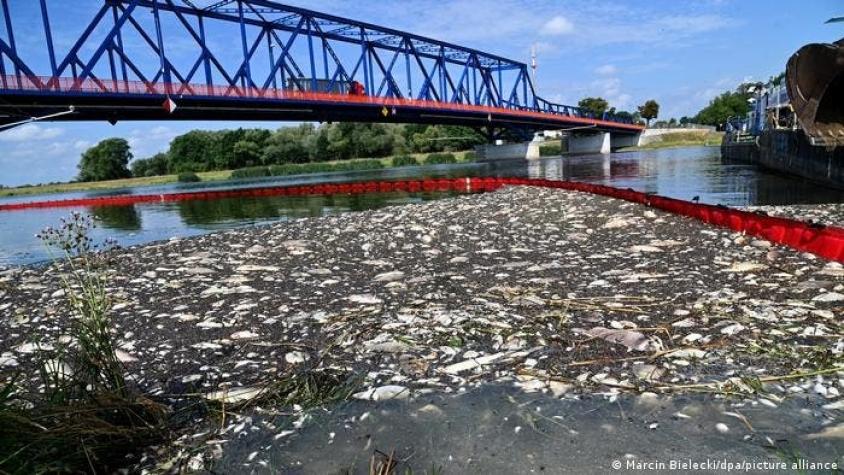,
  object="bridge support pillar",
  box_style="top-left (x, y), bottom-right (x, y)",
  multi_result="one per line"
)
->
top-left (567, 132), bottom-right (611, 154)
top-left (475, 141), bottom-right (541, 160)
top-left (610, 133), bottom-right (642, 150)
